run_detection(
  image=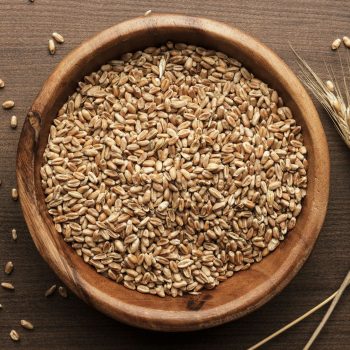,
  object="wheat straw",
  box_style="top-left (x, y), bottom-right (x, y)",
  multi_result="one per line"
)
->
top-left (303, 270), bottom-right (350, 350)
top-left (248, 270), bottom-right (350, 350)
top-left (247, 291), bottom-right (337, 350)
